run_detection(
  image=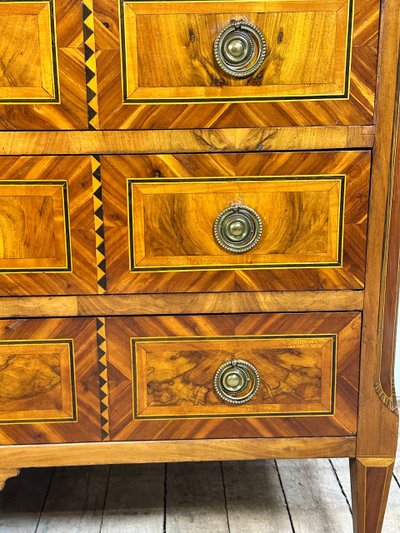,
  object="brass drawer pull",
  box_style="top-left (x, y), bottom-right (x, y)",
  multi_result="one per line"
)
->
top-left (214, 20), bottom-right (267, 78)
top-left (214, 359), bottom-right (260, 404)
top-left (214, 204), bottom-right (262, 253)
